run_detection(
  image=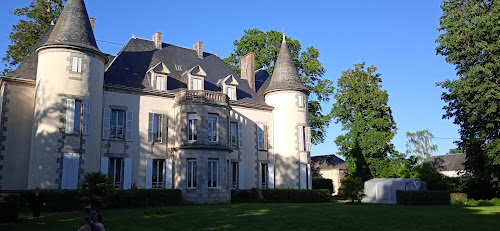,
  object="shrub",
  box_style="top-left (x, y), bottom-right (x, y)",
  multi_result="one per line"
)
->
top-left (468, 198), bottom-right (500, 206)
top-left (341, 176), bottom-right (365, 203)
top-left (78, 172), bottom-right (115, 209)
top-left (262, 189), bottom-right (330, 203)
top-left (312, 178), bottom-right (334, 195)
top-left (2, 190), bottom-right (79, 212)
top-left (450, 193), bottom-right (467, 205)
top-left (396, 190), bottom-right (450, 205)
top-left (231, 188), bottom-right (262, 203)
top-left (0, 193), bottom-right (19, 222)
top-left (108, 189), bottom-right (182, 208)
